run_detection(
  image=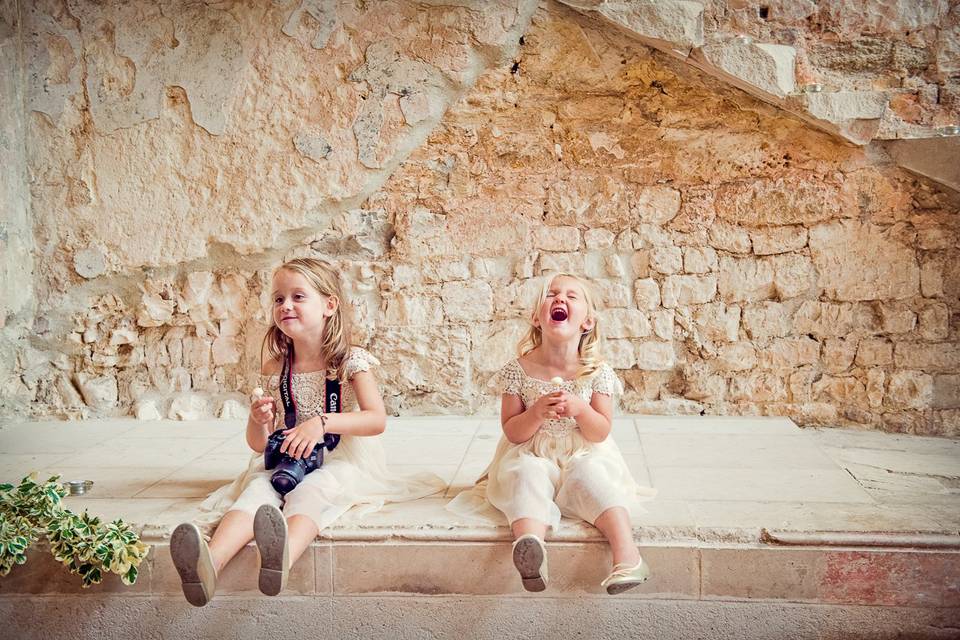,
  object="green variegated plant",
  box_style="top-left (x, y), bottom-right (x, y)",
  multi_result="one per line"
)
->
top-left (0, 474), bottom-right (148, 587)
